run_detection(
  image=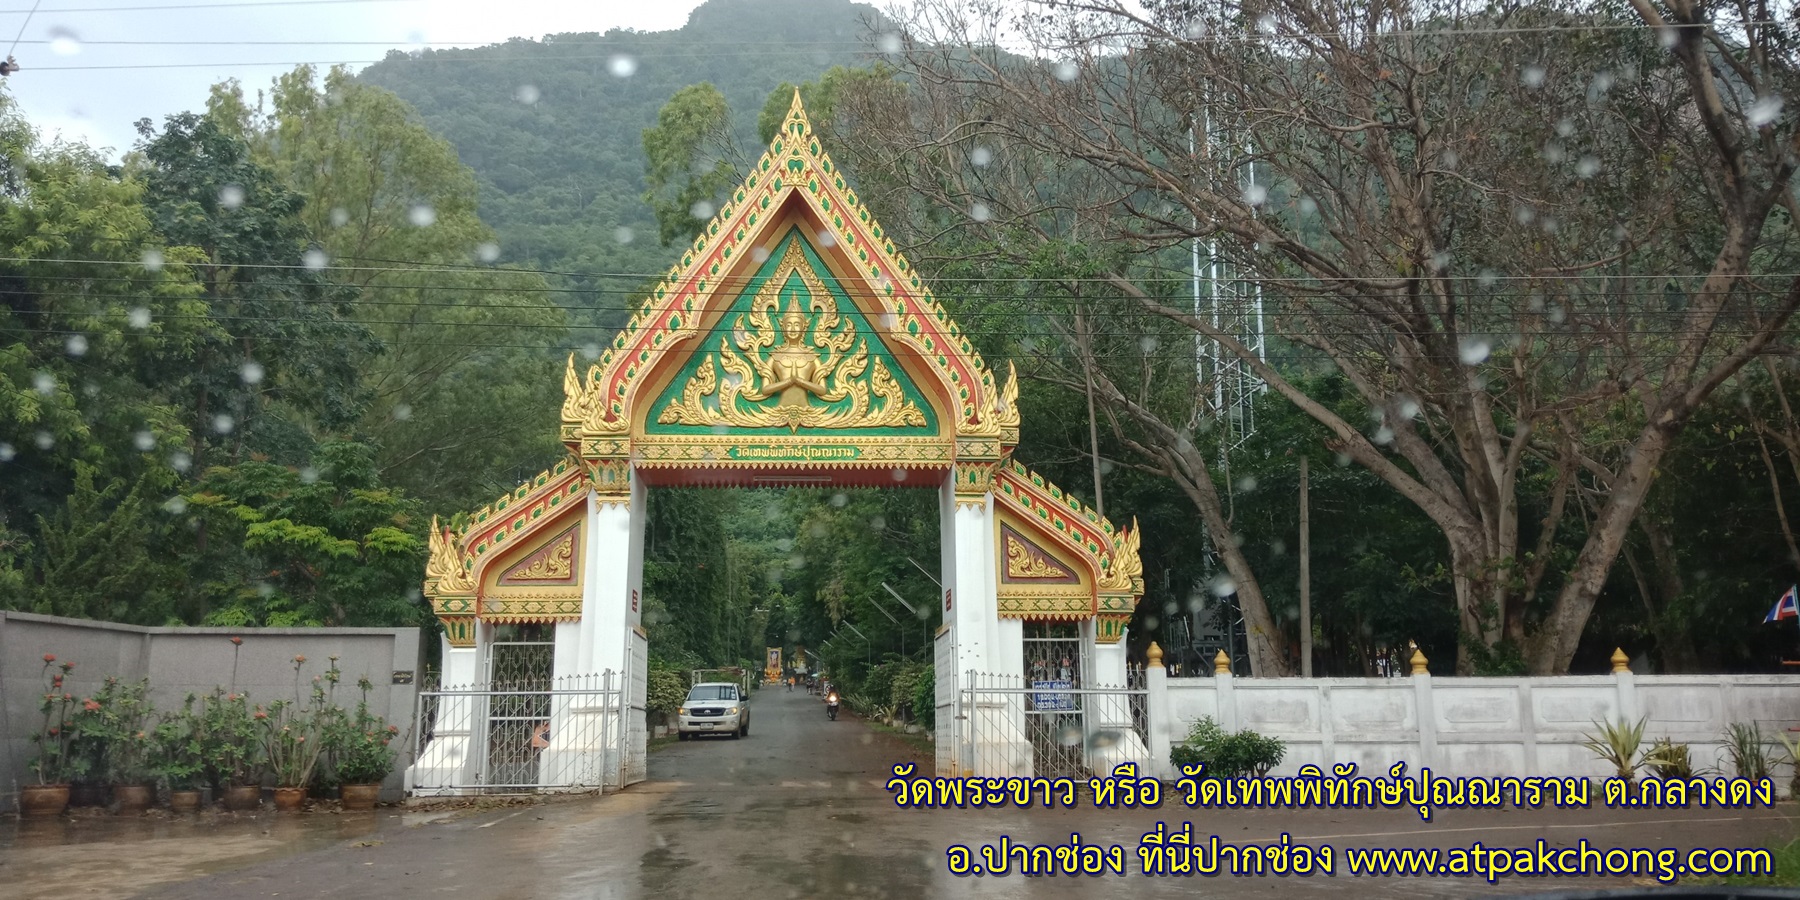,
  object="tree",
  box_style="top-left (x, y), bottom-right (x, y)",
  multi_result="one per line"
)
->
top-left (642, 83), bottom-right (742, 247)
top-left (862, 0), bottom-right (1799, 672)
